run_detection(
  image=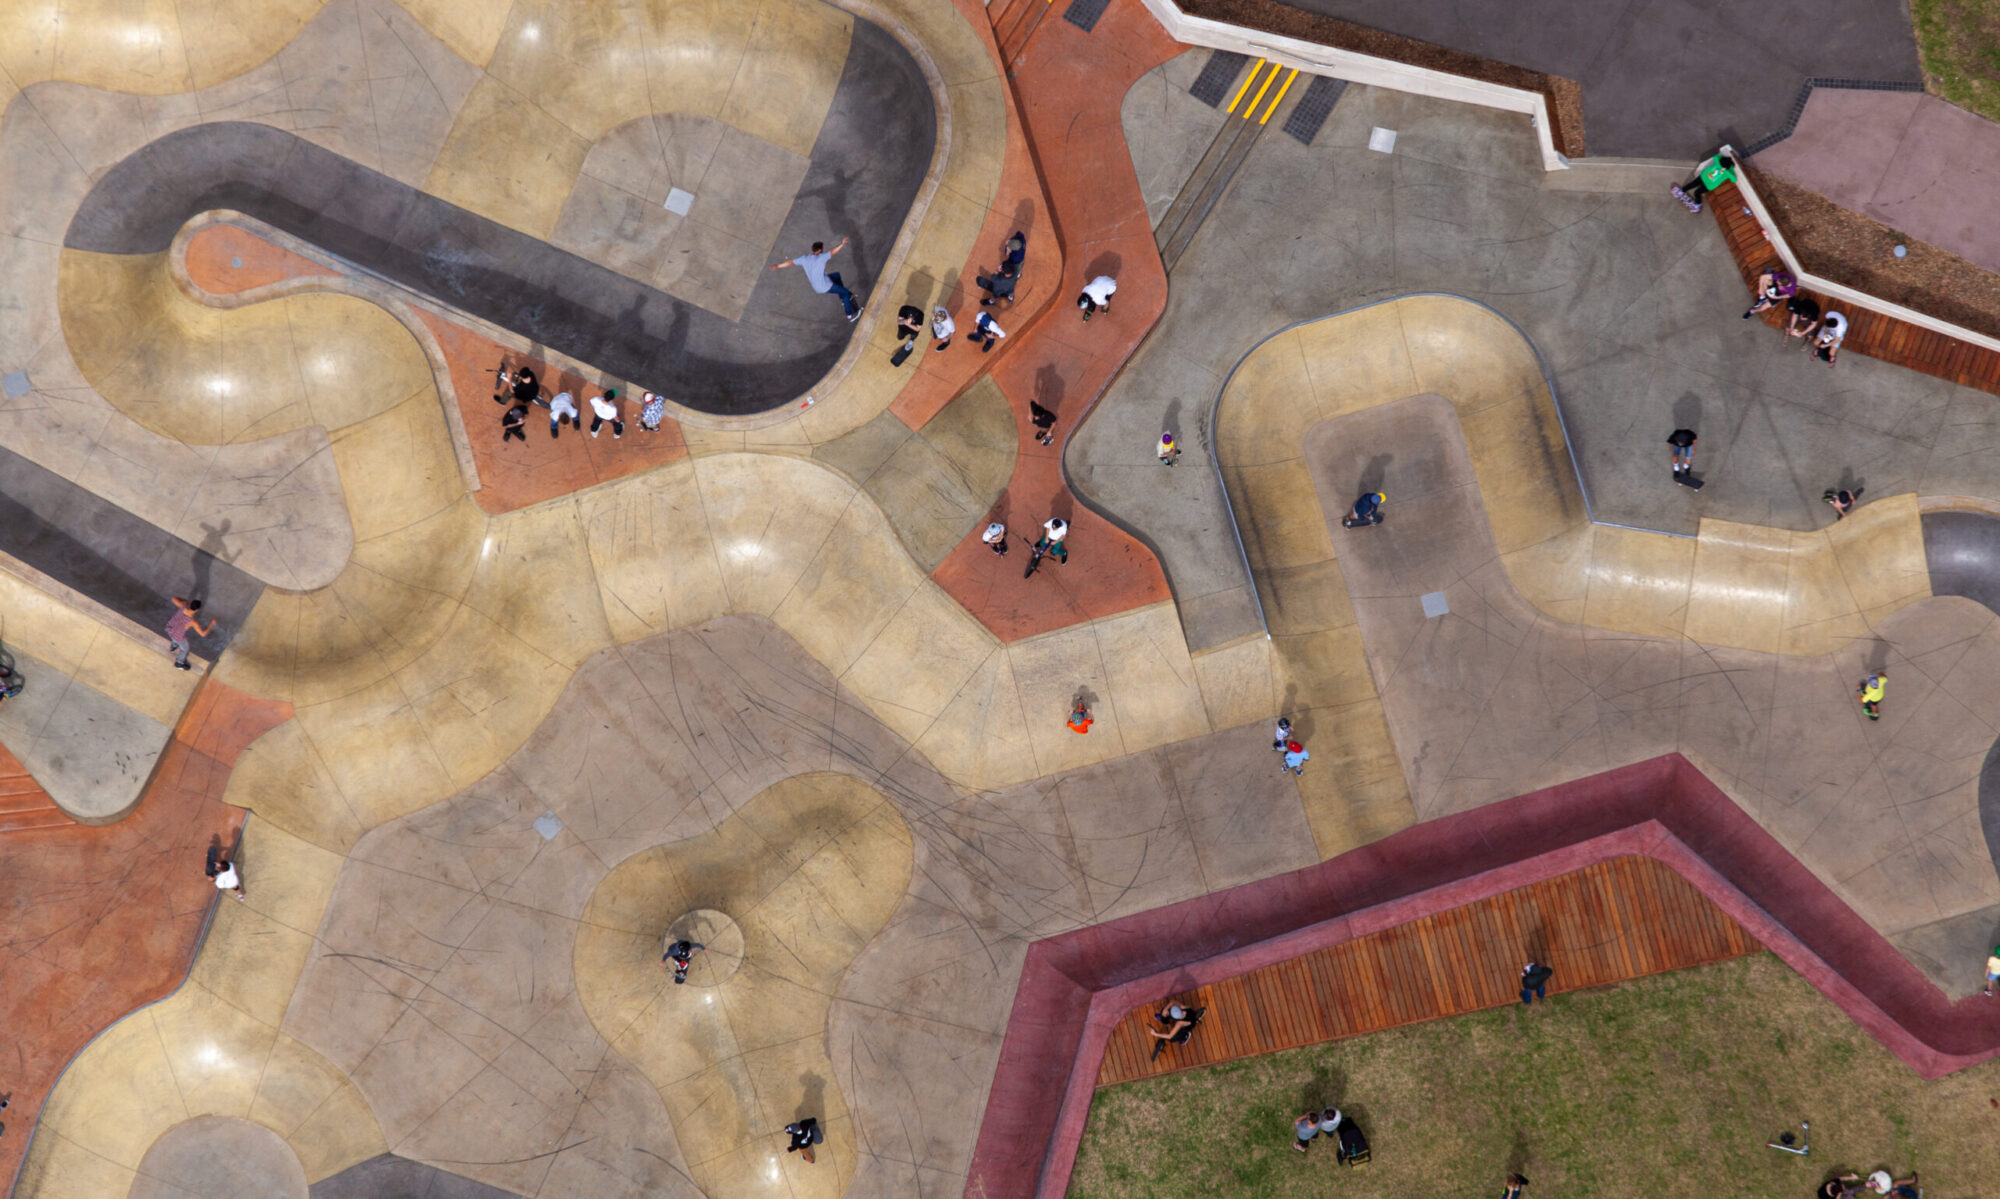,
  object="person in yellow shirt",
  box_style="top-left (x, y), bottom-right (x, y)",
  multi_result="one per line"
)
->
top-left (1856, 671), bottom-right (1886, 721)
